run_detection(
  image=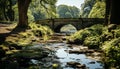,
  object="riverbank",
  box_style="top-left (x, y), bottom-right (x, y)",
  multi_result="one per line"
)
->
top-left (0, 23), bottom-right (105, 69)
top-left (0, 22), bottom-right (53, 59)
top-left (1, 23), bottom-right (119, 68)
top-left (67, 24), bottom-right (120, 68)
